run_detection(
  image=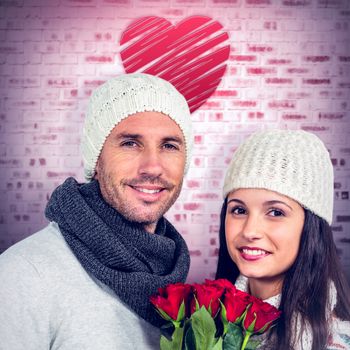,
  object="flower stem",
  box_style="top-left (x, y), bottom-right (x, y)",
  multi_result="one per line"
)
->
top-left (241, 331), bottom-right (252, 350)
